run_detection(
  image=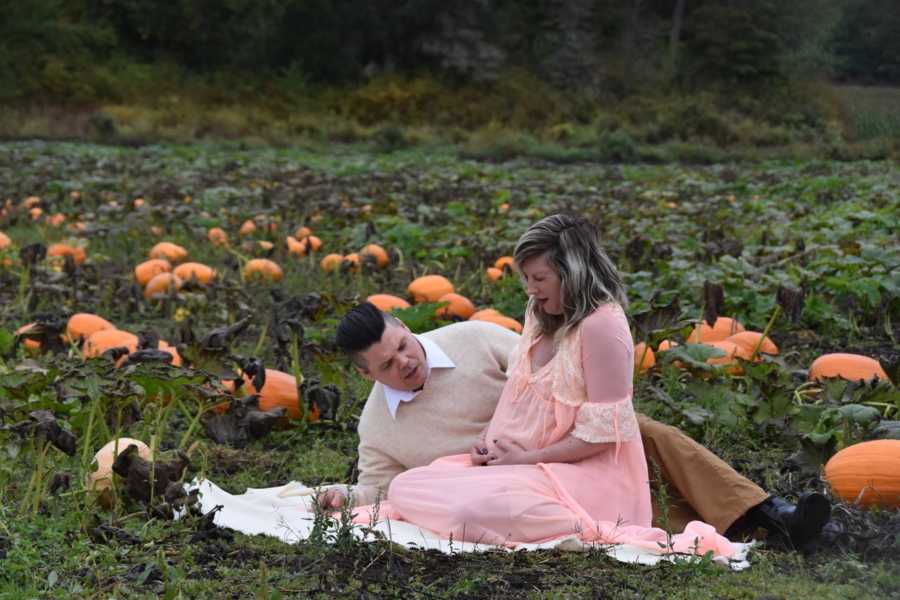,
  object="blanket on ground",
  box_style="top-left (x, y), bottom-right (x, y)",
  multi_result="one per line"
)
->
top-left (181, 479), bottom-right (754, 570)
